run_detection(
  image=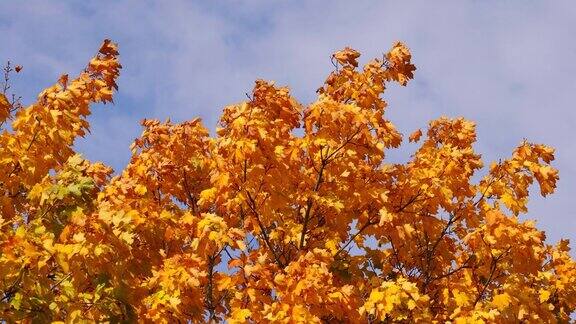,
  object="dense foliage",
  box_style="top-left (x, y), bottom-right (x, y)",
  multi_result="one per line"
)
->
top-left (1, 40), bottom-right (574, 323)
